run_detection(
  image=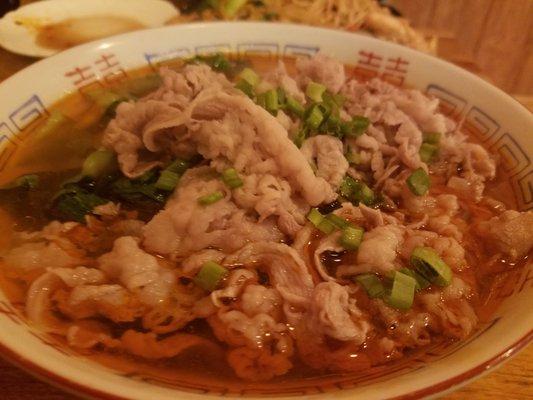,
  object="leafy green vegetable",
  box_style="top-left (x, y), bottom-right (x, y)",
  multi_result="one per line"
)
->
top-left (111, 170), bottom-right (167, 203)
top-left (50, 183), bottom-right (108, 222)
